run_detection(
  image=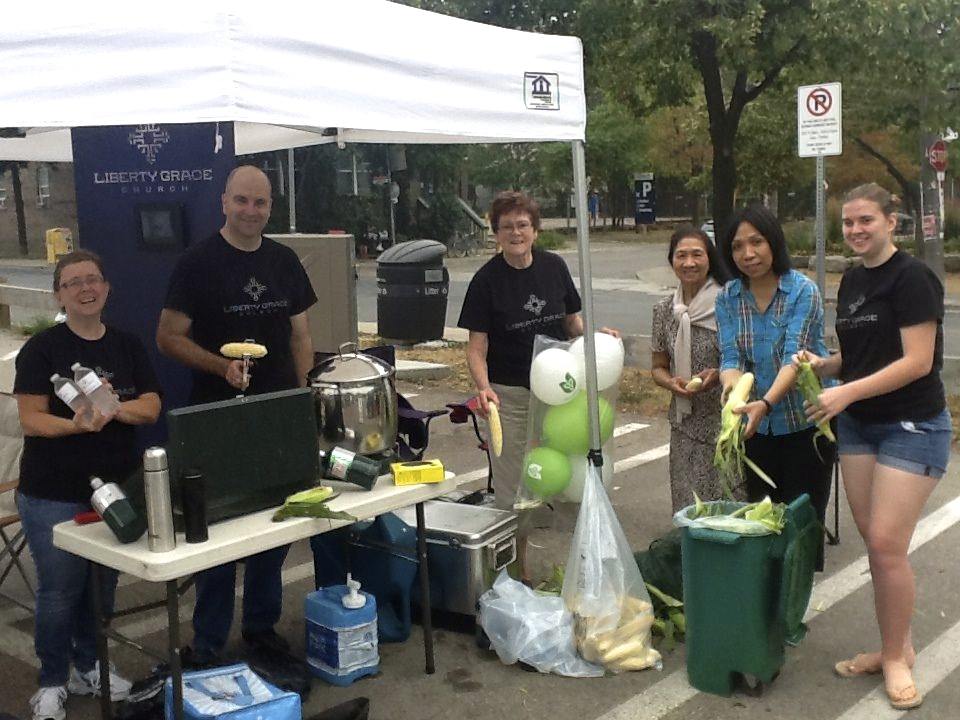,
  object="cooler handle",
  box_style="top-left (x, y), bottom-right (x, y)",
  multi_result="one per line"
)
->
top-left (487, 535), bottom-right (516, 571)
